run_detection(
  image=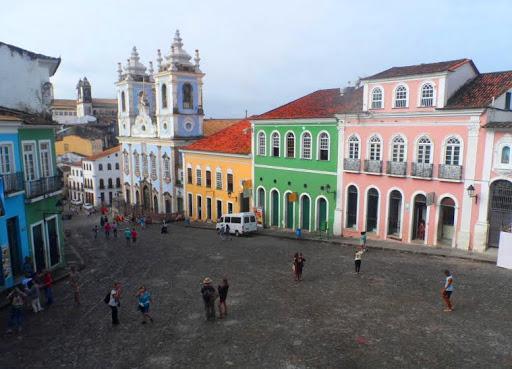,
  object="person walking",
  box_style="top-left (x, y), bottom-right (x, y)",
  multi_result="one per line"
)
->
top-left (93, 225), bottom-right (99, 240)
top-left (107, 282), bottom-right (122, 325)
top-left (131, 228), bottom-right (138, 244)
top-left (359, 231), bottom-right (367, 252)
top-left (201, 277), bottom-right (217, 321)
top-left (136, 286), bottom-right (154, 324)
top-left (219, 224), bottom-right (226, 241)
top-left (441, 270), bottom-right (454, 312)
top-left (26, 280), bottom-right (43, 313)
top-left (100, 216), bottom-right (106, 228)
top-left (354, 248), bottom-right (364, 274)
top-left (224, 224), bottom-right (231, 240)
top-left (112, 221), bottom-right (118, 238)
top-left (292, 253), bottom-right (300, 281)
top-left (297, 253), bottom-right (306, 281)
top-left (104, 221), bottom-right (111, 239)
top-left (43, 270), bottom-right (53, 306)
top-left (6, 287), bottom-right (26, 333)
top-left (69, 265), bottom-right (80, 306)
top-left (124, 228), bottom-right (131, 246)
top-left (217, 278), bottom-right (229, 319)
